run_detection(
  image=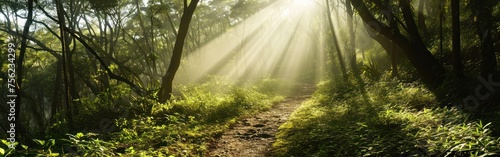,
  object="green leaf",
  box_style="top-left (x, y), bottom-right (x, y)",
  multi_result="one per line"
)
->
top-left (76, 132), bottom-right (84, 139)
top-left (33, 139), bottom-right (45, 146)
top-left (0, 148), bottom-right (5, 155)
top-left (49, 139), bottom-right (55, 147)
top-left (0, 140), bottom-right (8, 146)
